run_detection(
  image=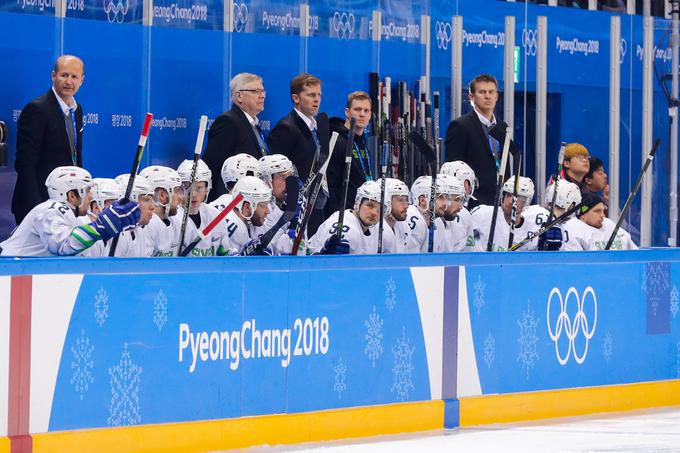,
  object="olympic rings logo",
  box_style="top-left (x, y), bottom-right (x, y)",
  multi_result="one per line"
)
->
top-left (333, 11), bottom-right (355, 40)
top-left (546, 286), bottom-right (597, 365)
top-left (435, 20), bottom-right (452, 50)
top-left (233, 2), bottom-right (248, 32)
top-left (522, 29), bottom-right (537, 56)
top-left (103, 0), bottom-right (129, 23)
